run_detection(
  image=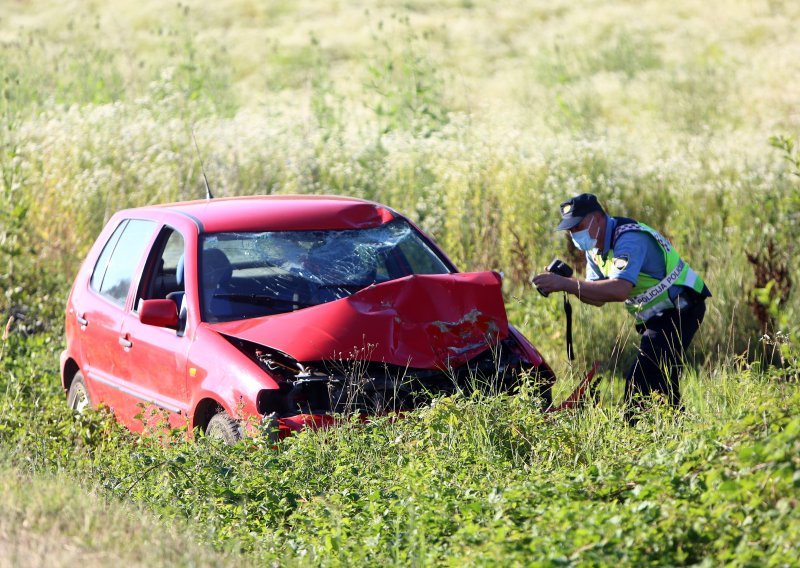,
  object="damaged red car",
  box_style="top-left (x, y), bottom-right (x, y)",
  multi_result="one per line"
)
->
top-left (61, 195), bottom-right (555, 442)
